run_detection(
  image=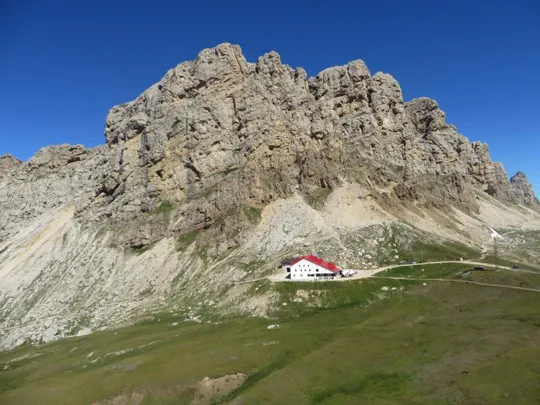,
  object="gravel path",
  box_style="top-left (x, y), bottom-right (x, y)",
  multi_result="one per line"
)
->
top-left (265, 259), bottom-right (539, 283)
